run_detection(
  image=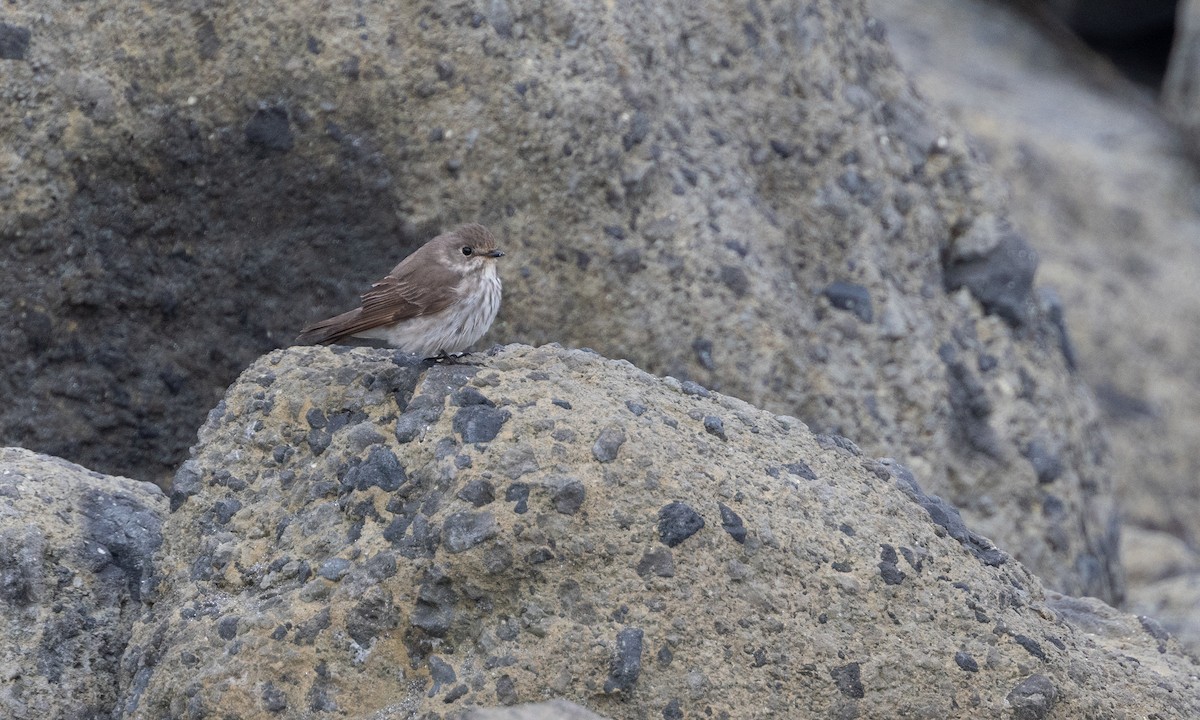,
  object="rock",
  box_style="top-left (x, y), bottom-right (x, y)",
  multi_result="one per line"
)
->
top-left (112, 345), bottom-right (1200, 718)
top-left (1166, 0), bottom-right (1200, 157)
top-left (1, 0), bottom-right (1117, 609)
top-left (870, 0), bottom-right (1200, 656)
top-left (822, 281), bottom-right (874, 323)
top-left (0, 448), bottom-right (167, 720)
top-left (1006, 674), bottom-right (1057, 720)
